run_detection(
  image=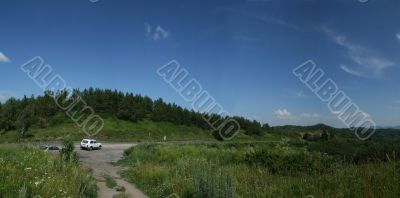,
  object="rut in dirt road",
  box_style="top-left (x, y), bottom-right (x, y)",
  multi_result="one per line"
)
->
top-left (75, 143), bottom-right (148, 198)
